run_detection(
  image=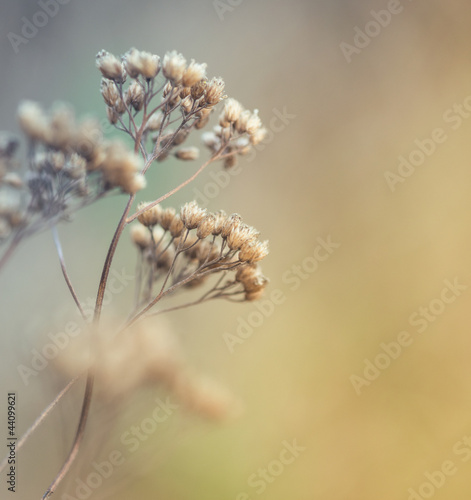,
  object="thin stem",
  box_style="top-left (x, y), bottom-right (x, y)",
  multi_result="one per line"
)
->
top-left (42, 372), bottom-right (94, 499)
top-left (127, 153), bottom-right (222, 224)
top-left (51, 226), bottom-right (86, 320)
top-left (42, 194), bottom-right (136, 498)
top-left (0, 374), bottom-right (82, 474)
